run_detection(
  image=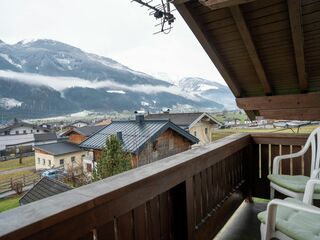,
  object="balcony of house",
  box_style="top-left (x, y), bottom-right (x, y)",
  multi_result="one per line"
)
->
top-left (0, 132), bottom-right (314, 240)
